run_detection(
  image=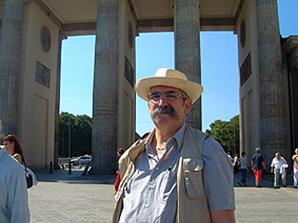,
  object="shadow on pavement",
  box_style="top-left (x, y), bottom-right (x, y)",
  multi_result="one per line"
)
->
top-left (35, 169), bottom-right (115, 185)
